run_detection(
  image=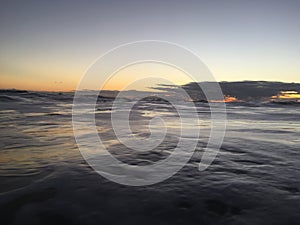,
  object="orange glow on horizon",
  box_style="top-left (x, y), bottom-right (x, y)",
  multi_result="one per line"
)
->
top-left (0, 77), bottom-right (77, 92)
top-left (210, 95), bottom-right (240, 103)
top-left (271, 91), bottom-right (300, 101)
